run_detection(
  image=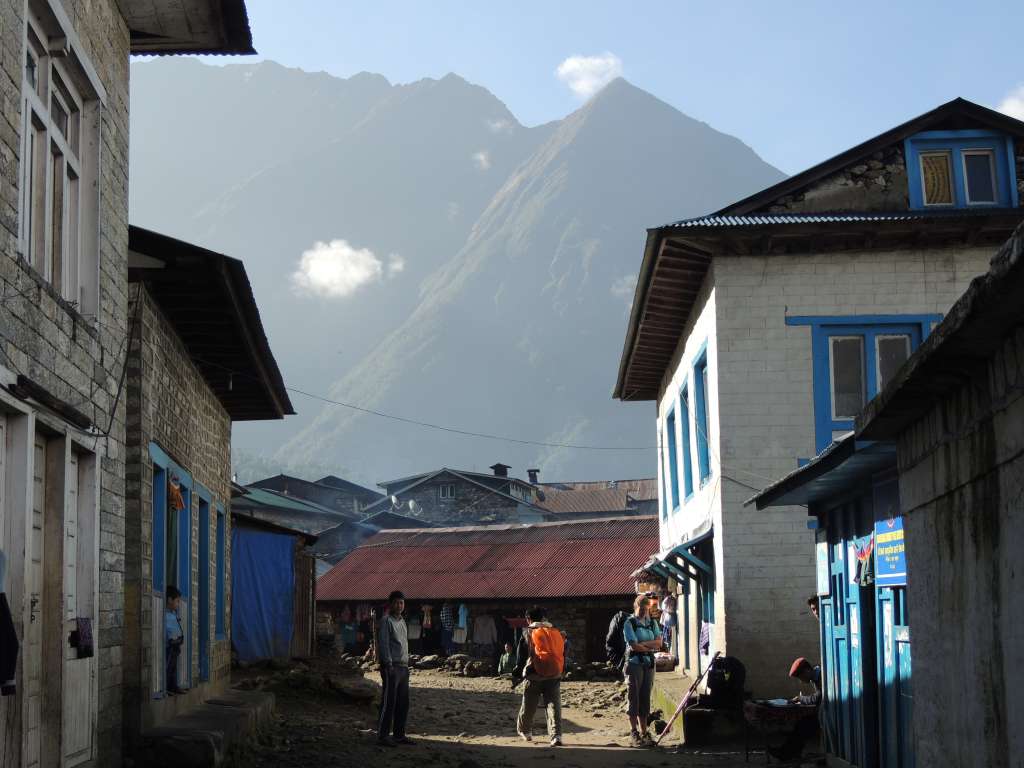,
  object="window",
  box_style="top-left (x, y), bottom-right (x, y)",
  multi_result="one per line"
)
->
top-left (19, 2), bottom-right (103, 315)
top-left (693, 348), bottom-right (712, 484)
top-left (788, 315), bottom-right (940, 452)
top-left (438, 484), bottom-right (455, 500)
top-left (665, 409), bottom-right (680, 510)
top-left (659, 446), bottom-right (668, 520)
top-left (906, 130), bottom-right (1017, 210)
top-left (829, 336), bottom-right (865, 420)
top-left (680, 385), bottom-right (694, 499)
top-left (215, 508), bottom-right (226, 639)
